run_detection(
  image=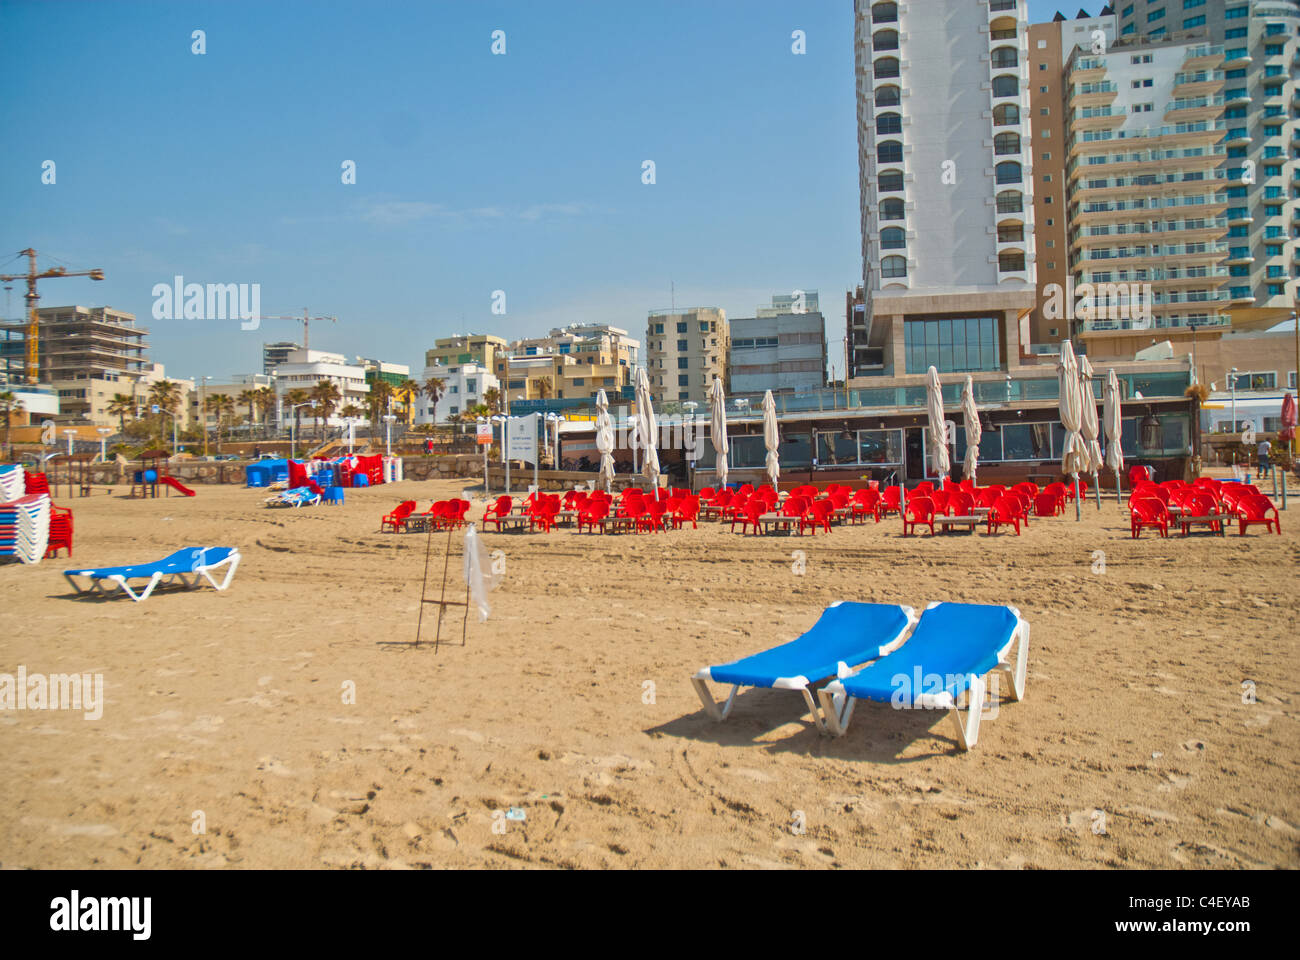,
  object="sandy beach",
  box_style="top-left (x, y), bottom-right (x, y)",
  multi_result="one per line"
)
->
top-left (1, 479), bottom-right (1297, 869)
